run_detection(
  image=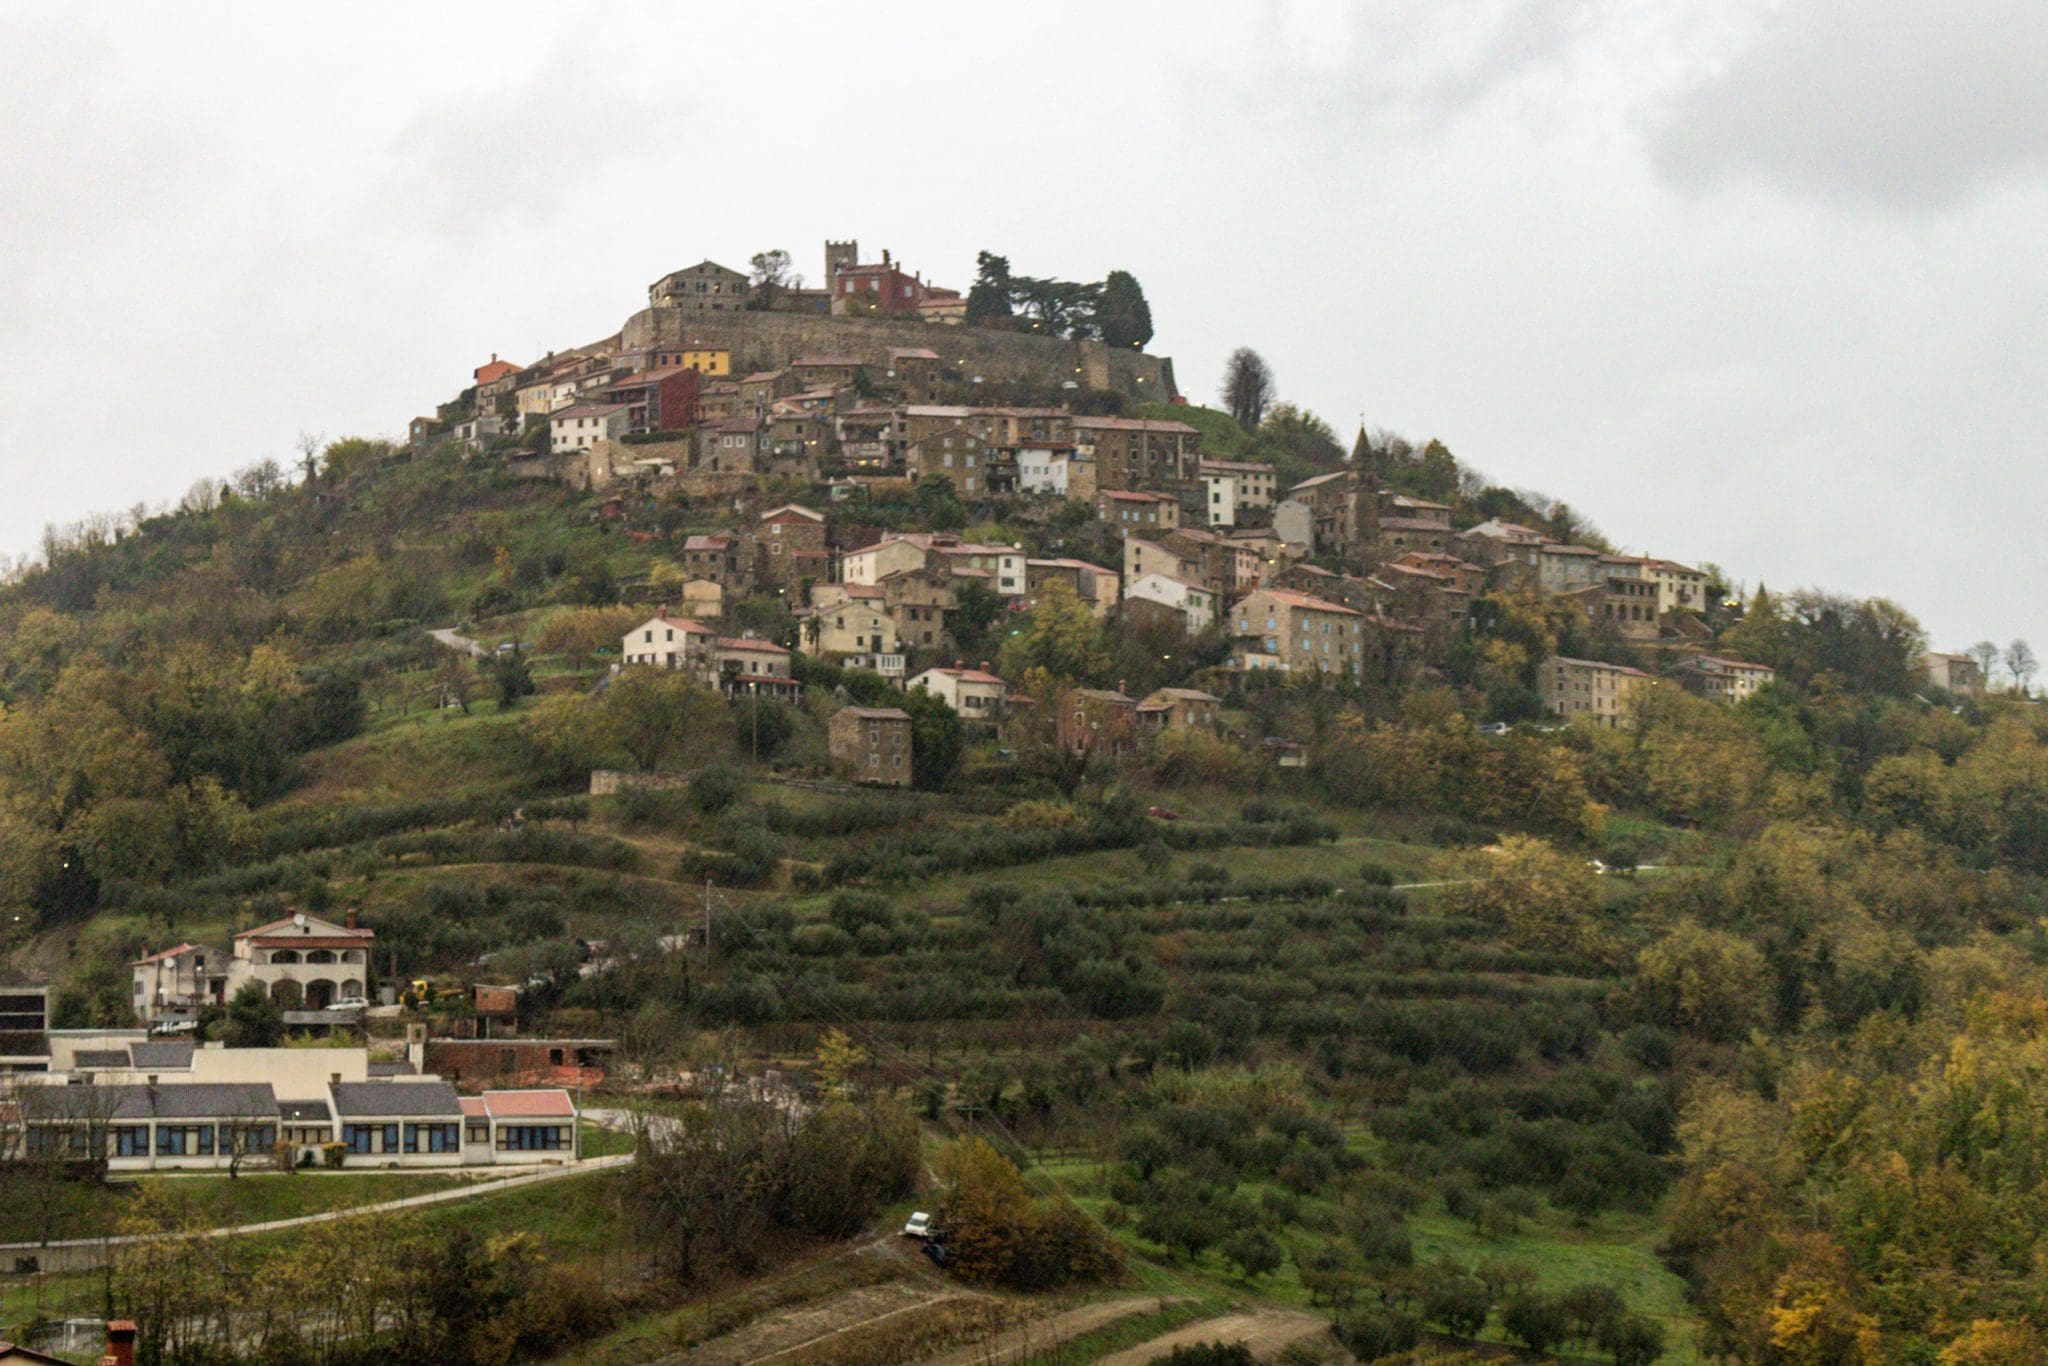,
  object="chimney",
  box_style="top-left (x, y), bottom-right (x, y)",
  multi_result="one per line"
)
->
top-left (102, 1320), bottom-right (138, 1366)
top-left (882, 248), bottom-right (891, 267)
top-left (345, 907), bottom-right (357, 931)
